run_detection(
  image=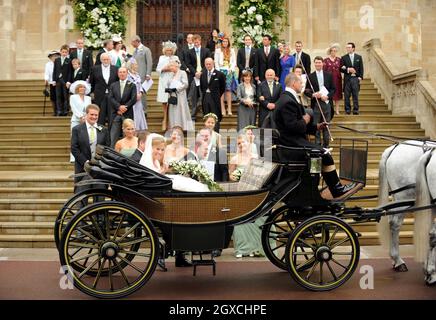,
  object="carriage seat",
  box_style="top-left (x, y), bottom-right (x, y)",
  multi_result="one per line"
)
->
top-left (219, 158), bottom-right (279, 192)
